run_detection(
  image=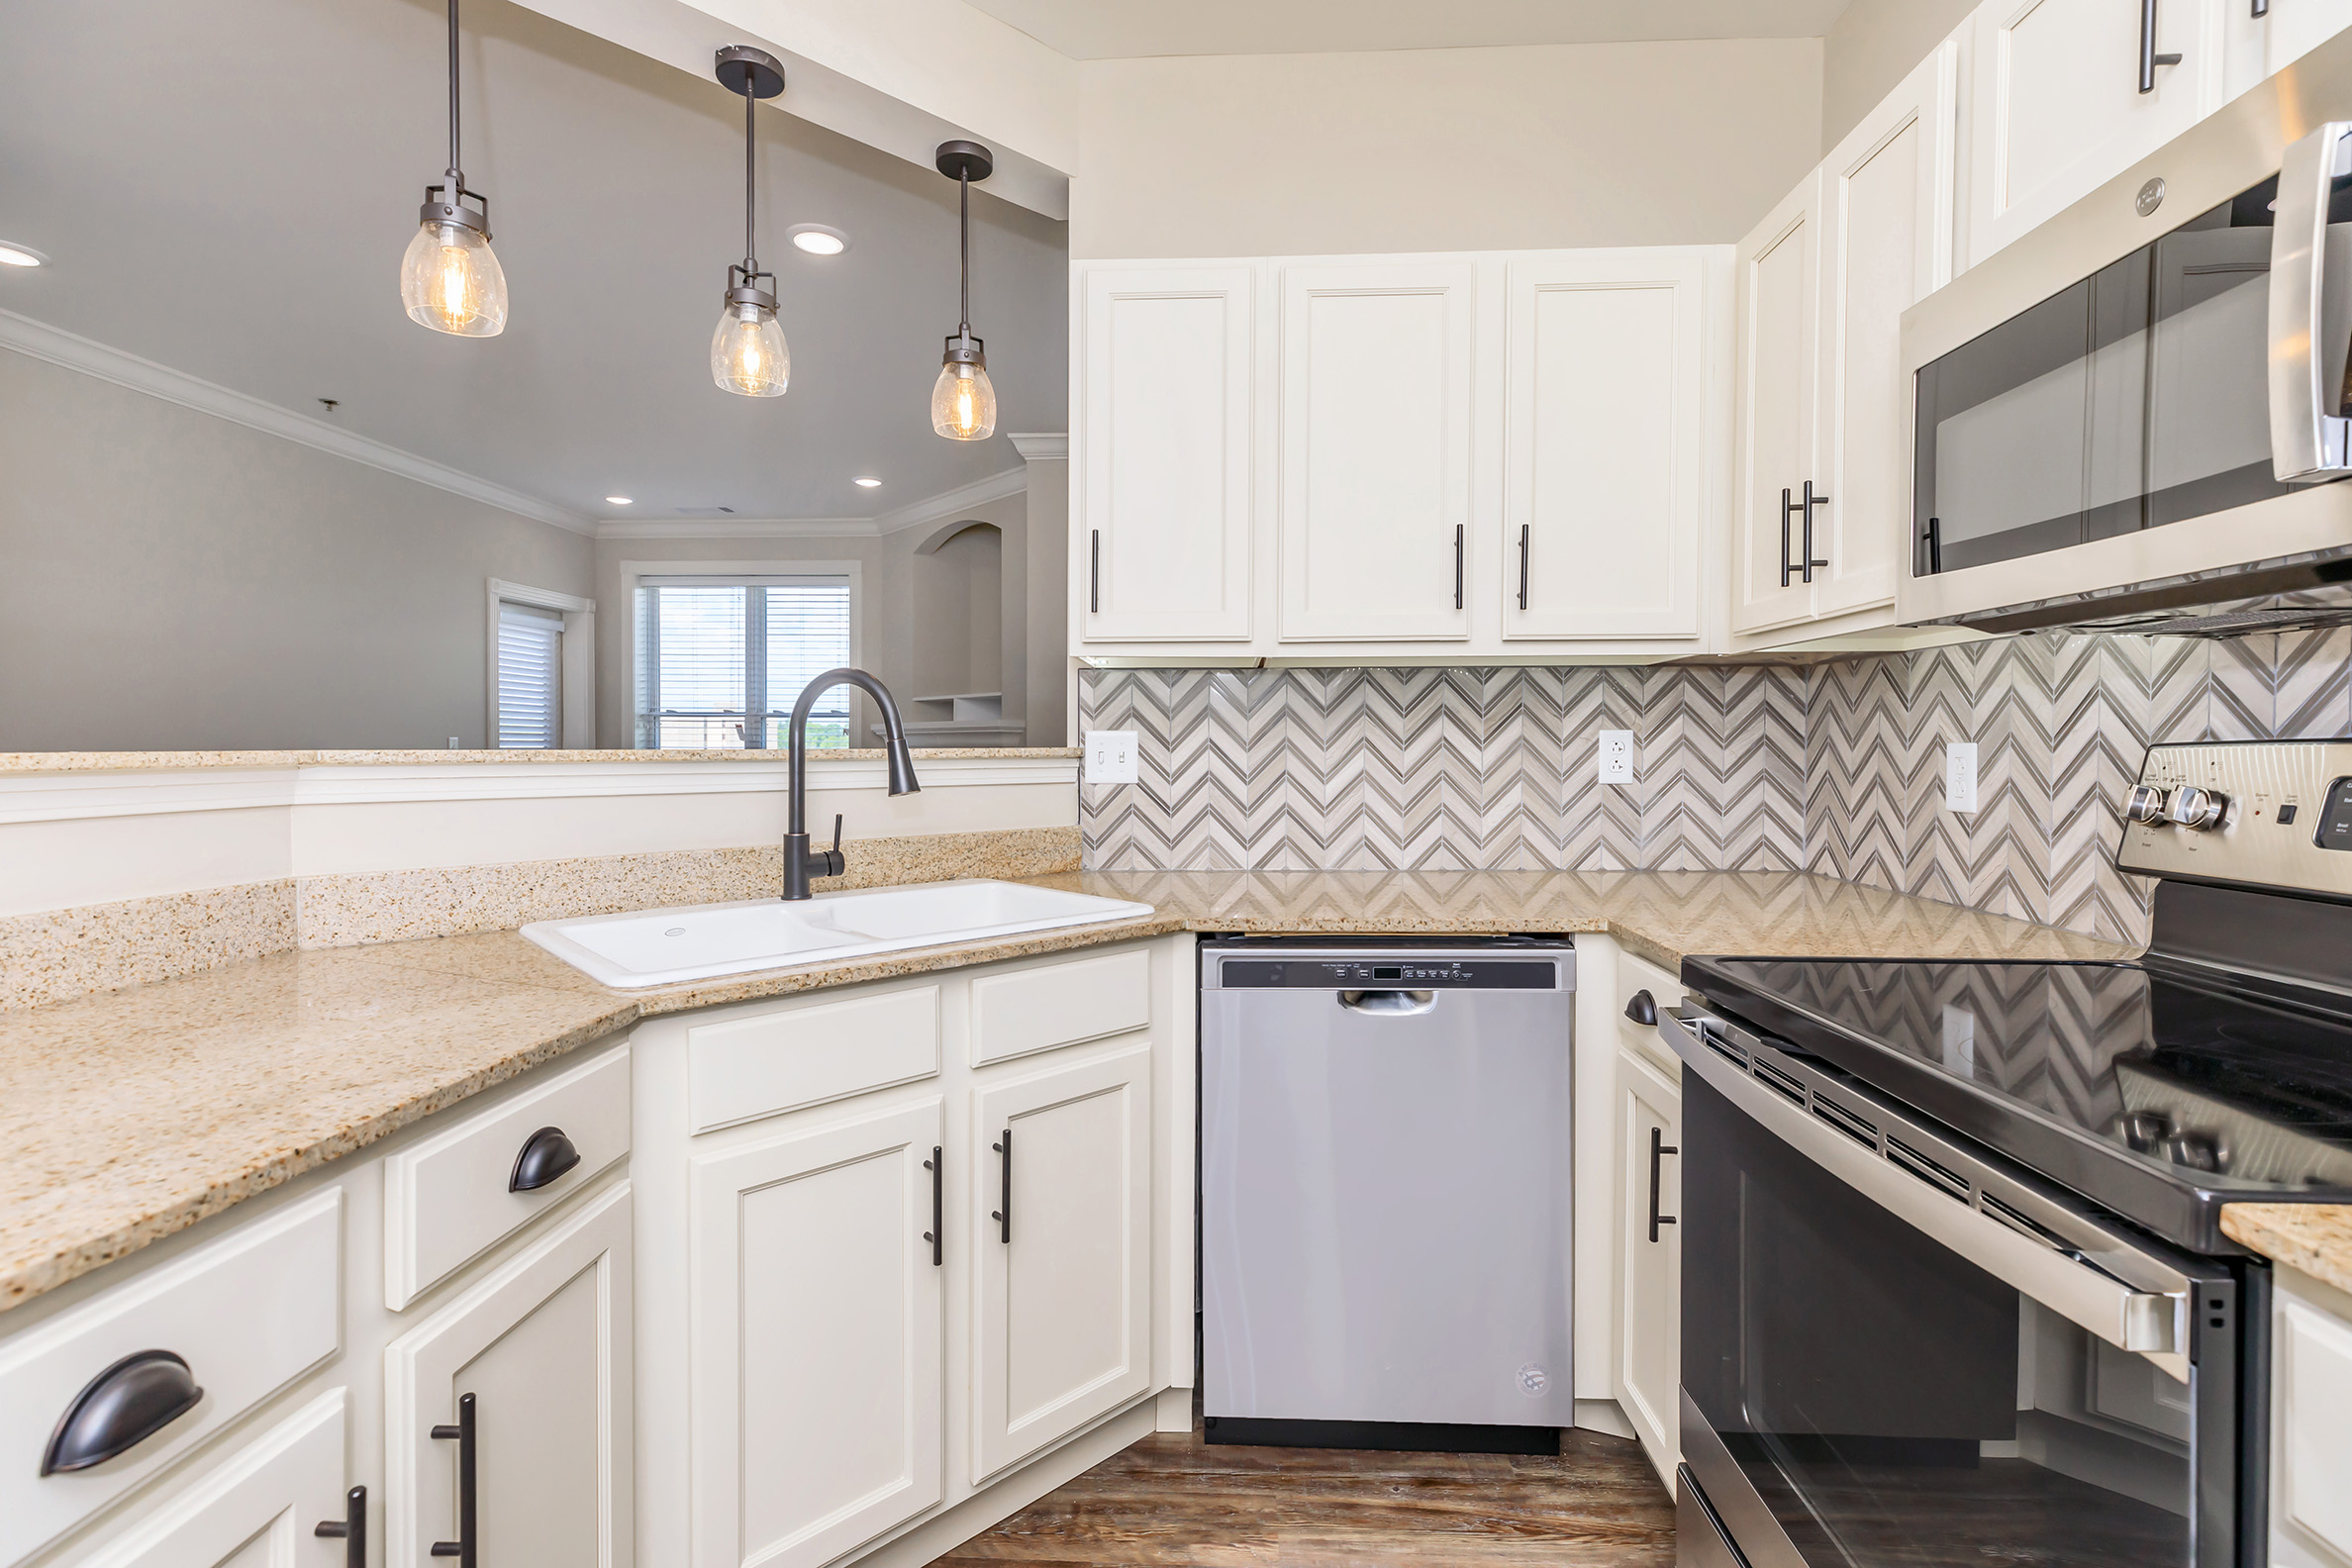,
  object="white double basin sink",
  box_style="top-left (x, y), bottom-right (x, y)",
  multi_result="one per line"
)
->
top-left (522, 878), bottom-right (1157, 989)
